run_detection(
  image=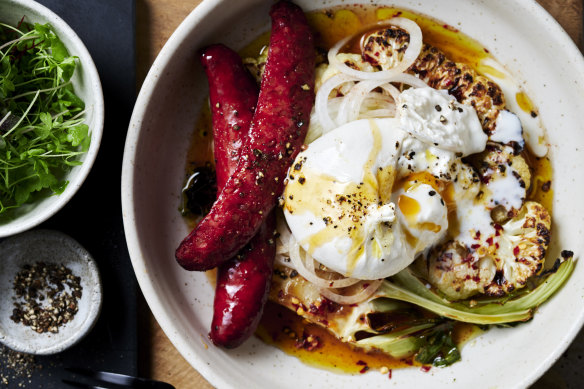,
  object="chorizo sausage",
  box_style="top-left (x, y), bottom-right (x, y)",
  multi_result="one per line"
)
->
top-left (176, 0), bottom-right (315, 271)
top-left (199, 44), bottom-right (276, 348)
top-left (200, 44), bottom-right (258, 190)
